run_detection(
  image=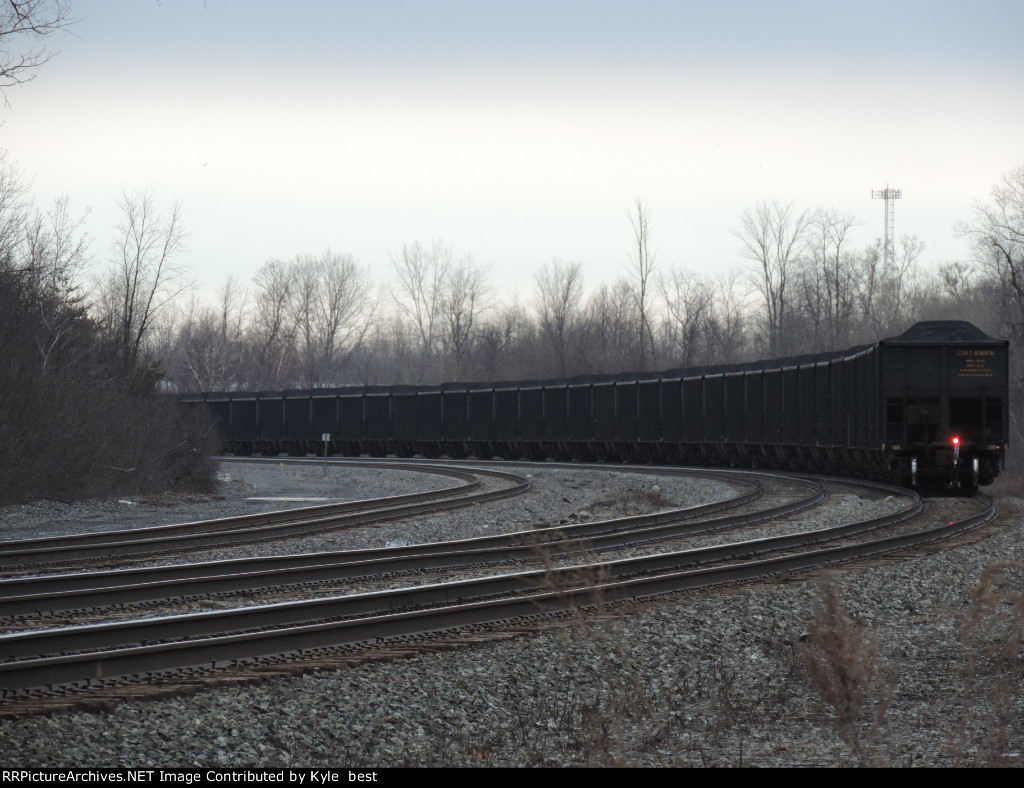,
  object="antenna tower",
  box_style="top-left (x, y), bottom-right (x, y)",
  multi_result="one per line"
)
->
top-left (871, 186), bottom-right (902, 267)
